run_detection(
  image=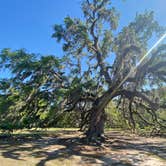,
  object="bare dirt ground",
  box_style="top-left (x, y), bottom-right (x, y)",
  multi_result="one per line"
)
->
top-left (0, 130), bottom-right (165, 166)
